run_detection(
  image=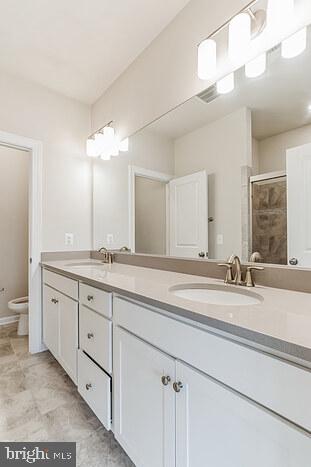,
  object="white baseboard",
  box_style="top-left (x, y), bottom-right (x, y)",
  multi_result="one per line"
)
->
top-left (0, 315), bottom-right (19, 326)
